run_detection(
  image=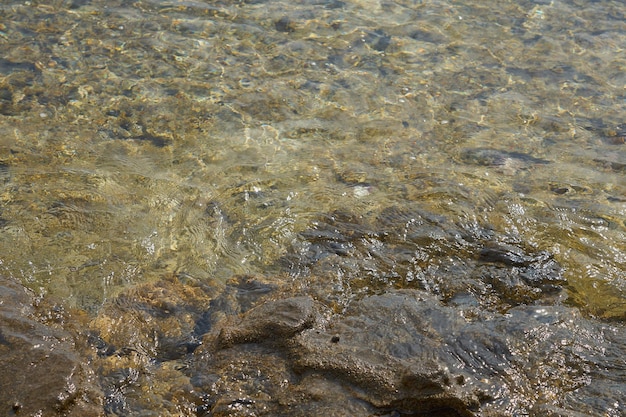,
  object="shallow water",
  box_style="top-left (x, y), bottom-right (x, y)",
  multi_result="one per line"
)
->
top-left (0, 0), bottom-right (625, 415)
